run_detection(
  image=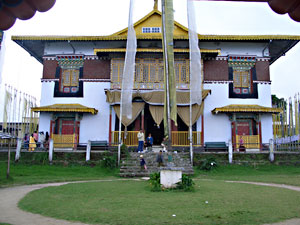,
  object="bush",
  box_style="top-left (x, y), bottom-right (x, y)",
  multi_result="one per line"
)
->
top-left (121, 144), bottom-right (129, 157)
top-left (101, 155), bottom-right (117, 169)
top-left (176, 174), bottom-right (195, 191)
top-left (149, 172), bottom-right (161, 192)
top-left (200, 157), bottom-right (218, 171)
